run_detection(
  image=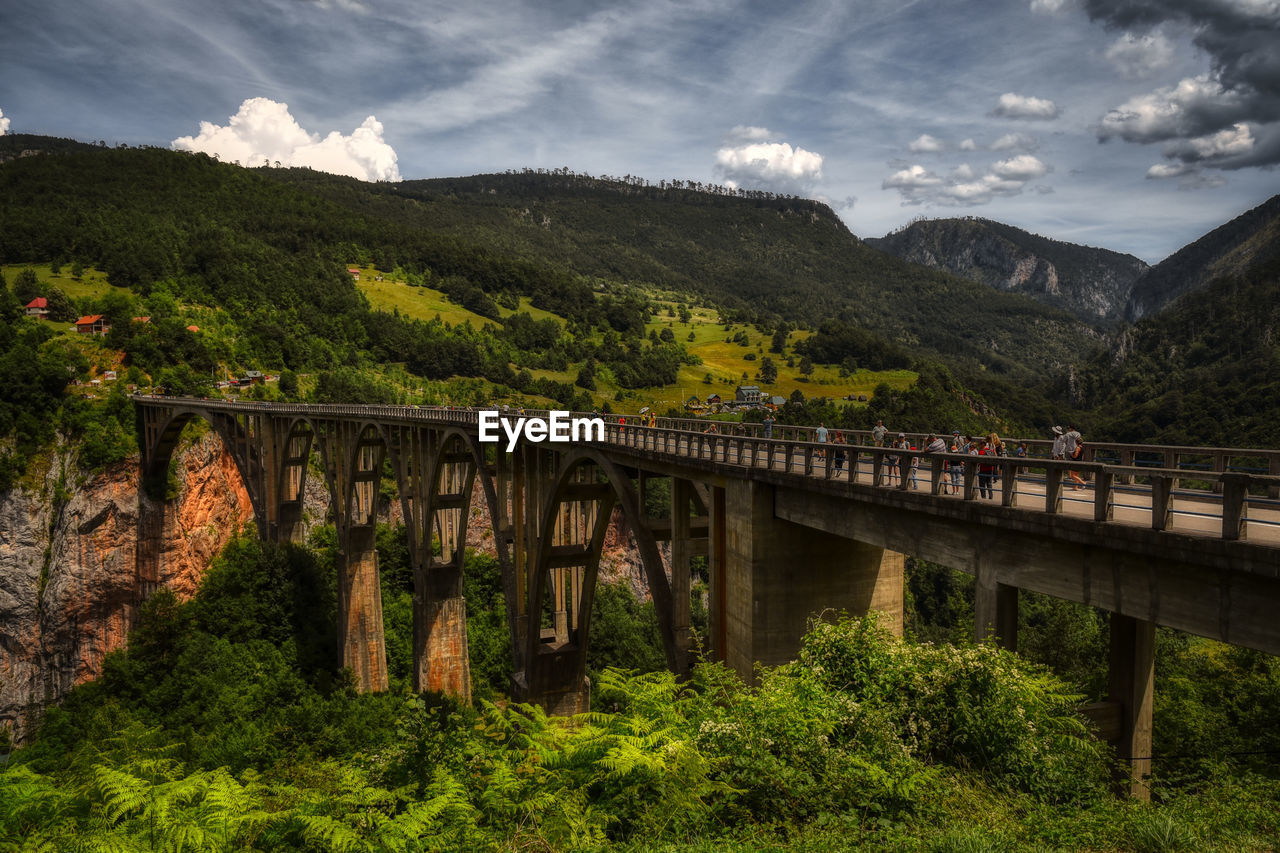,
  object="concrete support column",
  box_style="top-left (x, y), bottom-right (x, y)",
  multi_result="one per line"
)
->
top-left (1109, 613), bottom-right (1155, 800)
top-left (337, 525), bottom-right (389, 692)
top-left (670, 478), bottom-right (694, 675)
top-left (708, 485), bottom-right (728, 663)
top-left (413, 568), bottom-right (470, 698)
top-left (723, 479), bottom-right (904, 682)
top-left (268, 501), bottom-right (306, 544)
top-left (975, 565), bottom-right (1019, 650)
